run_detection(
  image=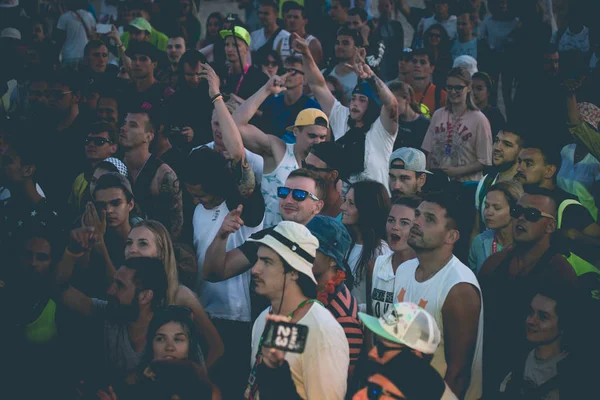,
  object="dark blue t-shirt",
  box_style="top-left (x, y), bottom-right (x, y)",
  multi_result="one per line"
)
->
top-left (259, 94), bottom-right (321, 143)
